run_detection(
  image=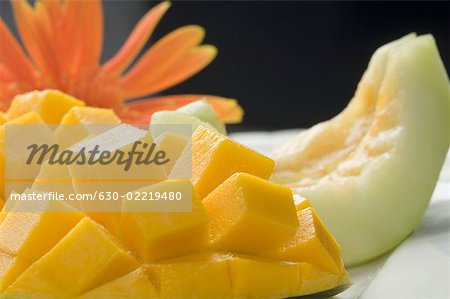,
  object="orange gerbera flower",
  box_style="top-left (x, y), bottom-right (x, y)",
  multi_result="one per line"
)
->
top-left (0, 0), bottom-right (243, 124)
